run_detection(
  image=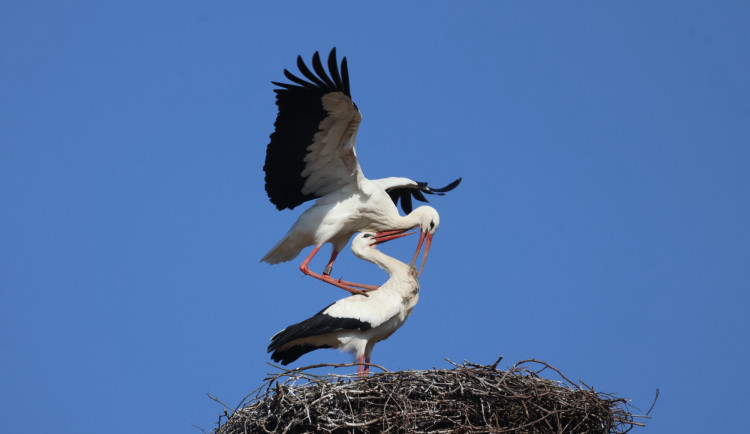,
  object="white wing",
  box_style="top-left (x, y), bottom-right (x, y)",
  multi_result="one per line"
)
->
top-left (302, 91), bottom-right (363, 197)
top-left (264, 49), bottom-right (365, 210)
